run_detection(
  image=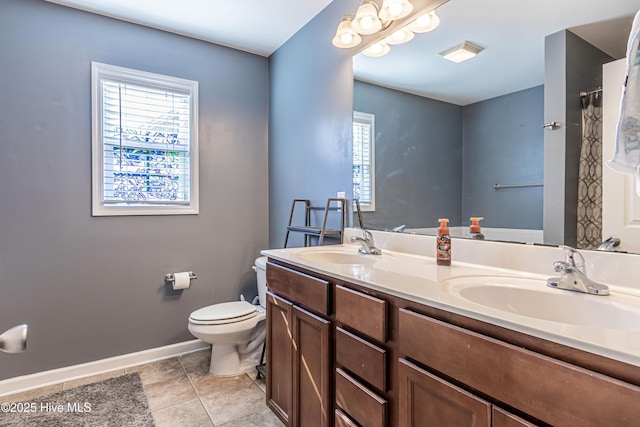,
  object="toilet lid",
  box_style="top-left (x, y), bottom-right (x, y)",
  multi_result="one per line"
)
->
top-left (190, 301), bottom-right (257, 323)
